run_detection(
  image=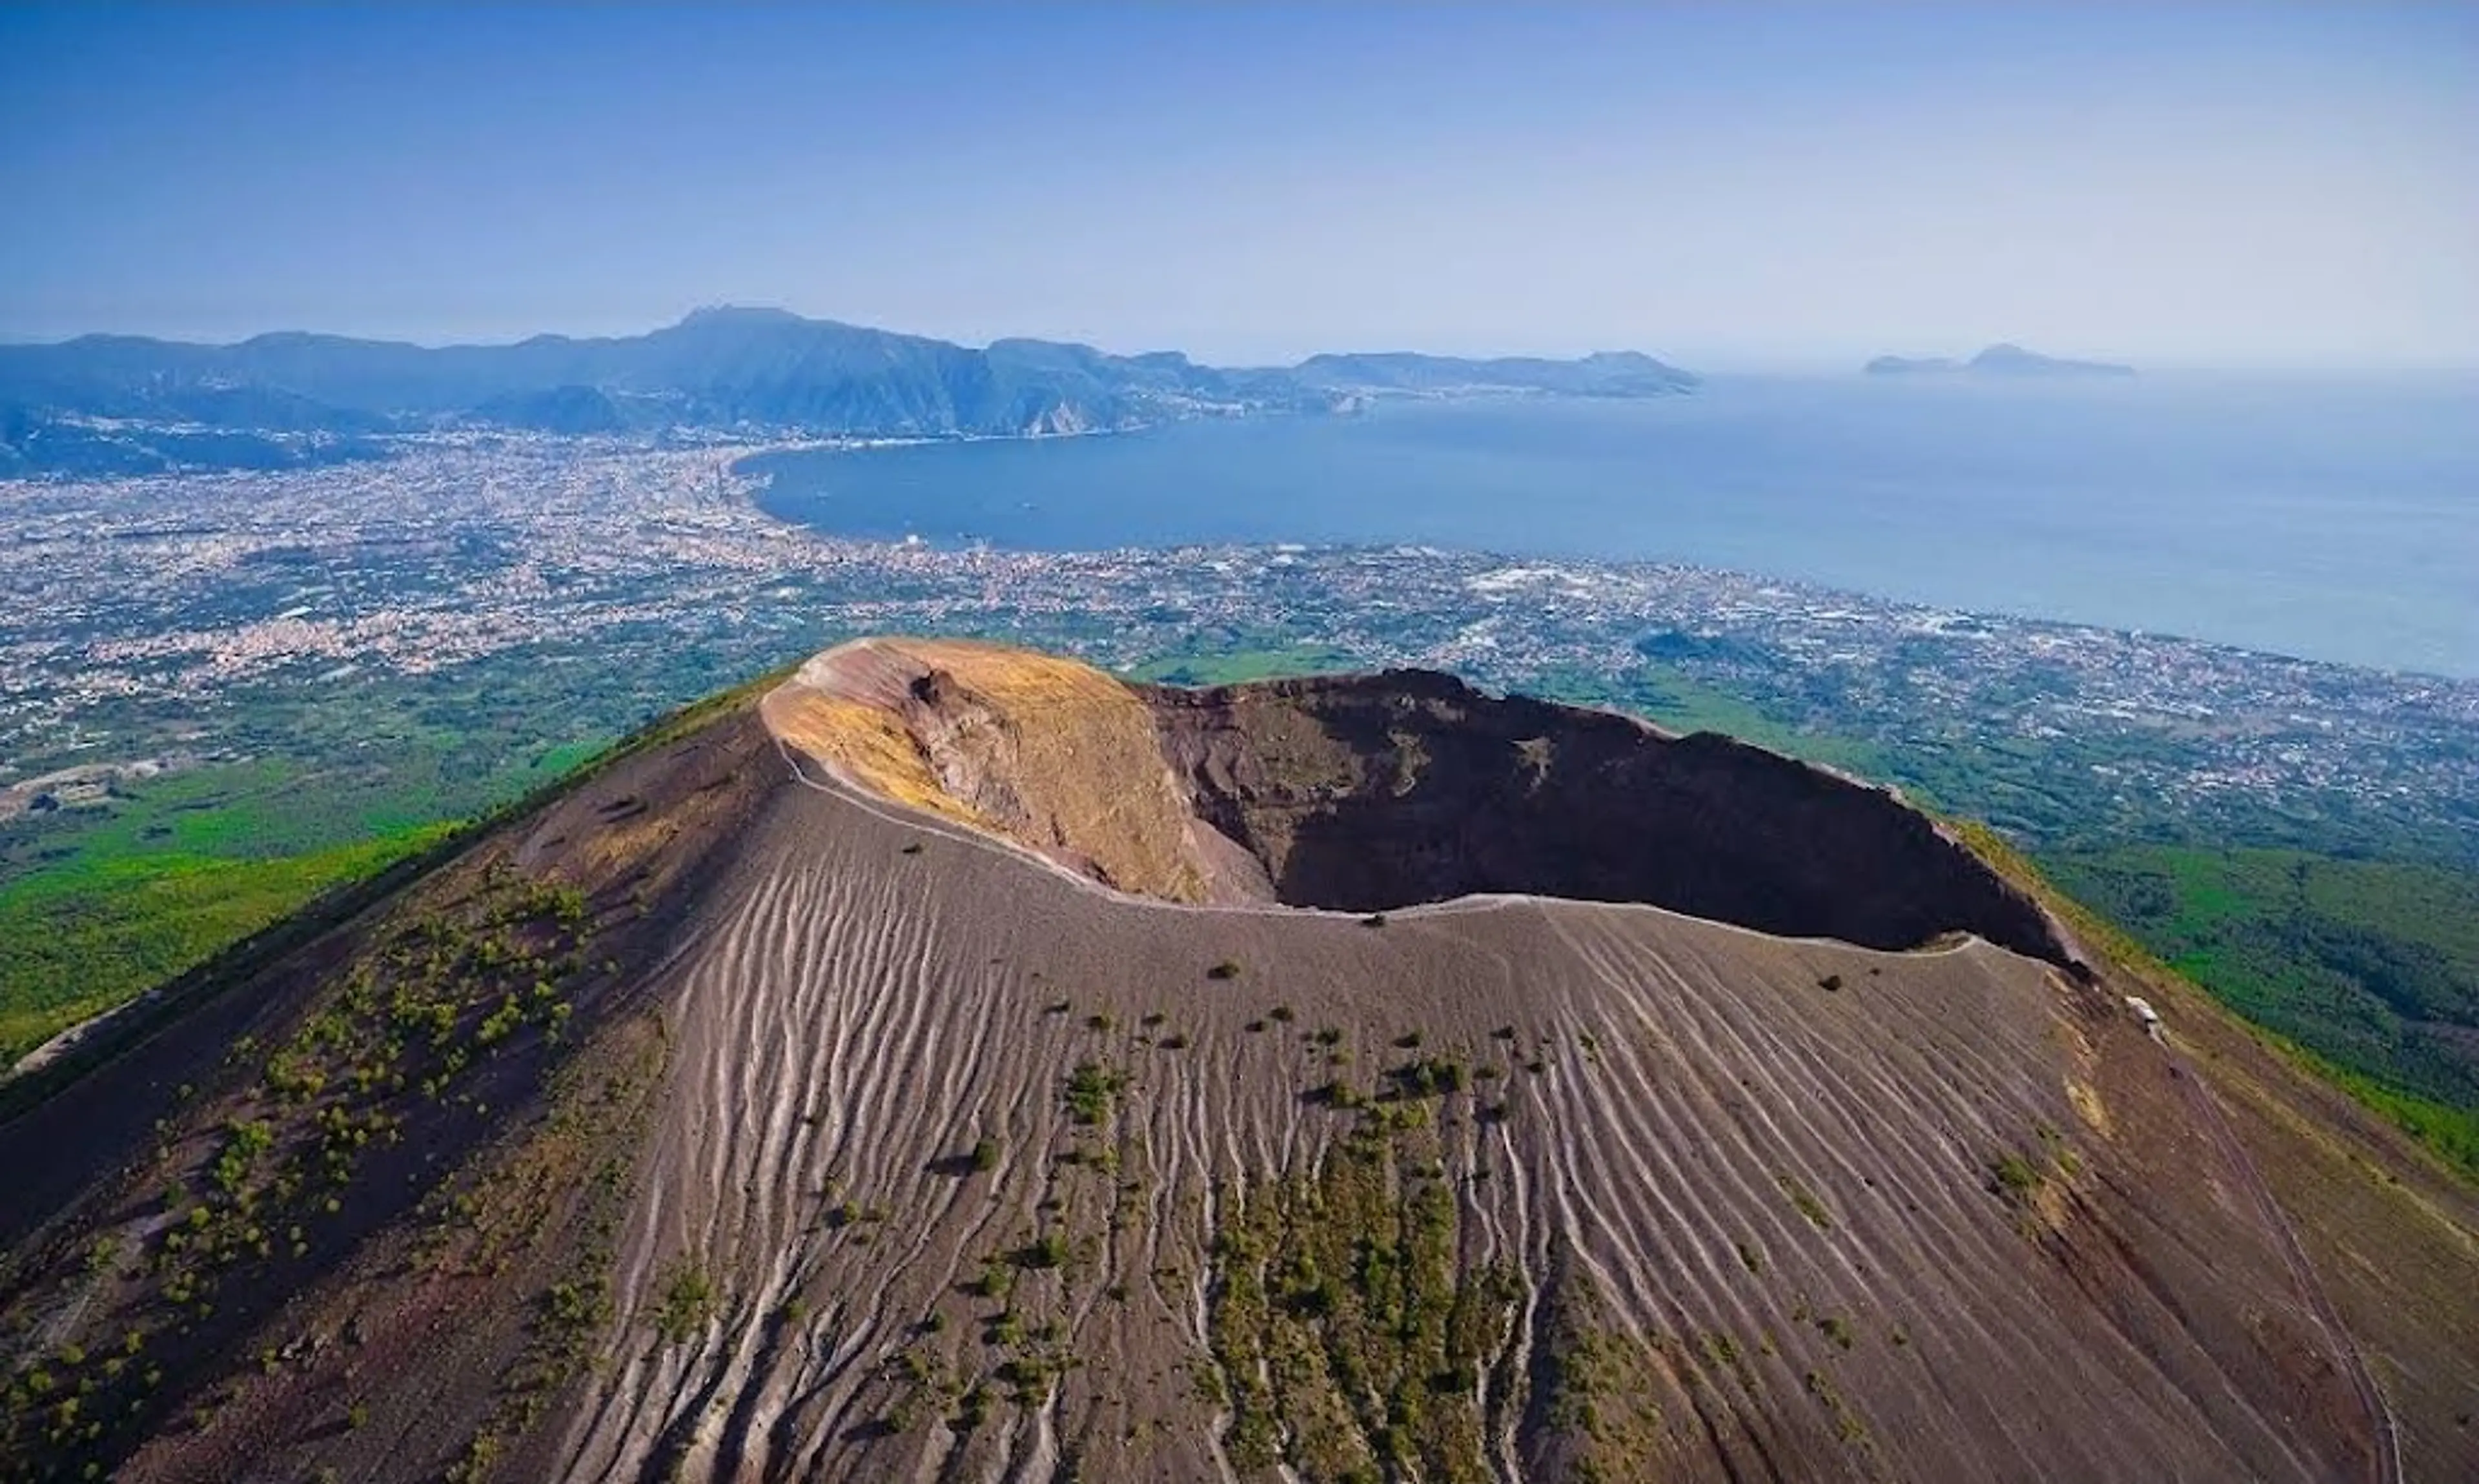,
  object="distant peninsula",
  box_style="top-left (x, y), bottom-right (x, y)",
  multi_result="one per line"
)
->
top-left (0, 307), bottom-right (1698, 477)
top-left (1865, 343), bottom-right (2136, 378)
